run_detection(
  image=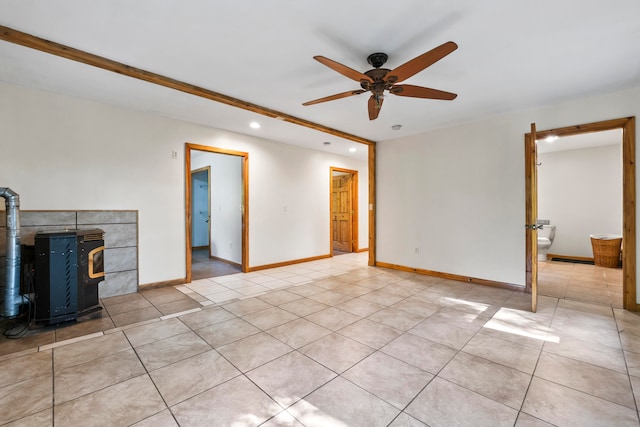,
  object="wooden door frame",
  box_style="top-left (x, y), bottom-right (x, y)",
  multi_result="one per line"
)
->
top-left (330, 167), bottom-right (359, 256)
top-left (185, 143), bottom-right (249, 282)
top-left (525, 117), bottom-right (637, 311)
top-left (190, 166), bottom-right (211, 253)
